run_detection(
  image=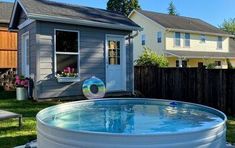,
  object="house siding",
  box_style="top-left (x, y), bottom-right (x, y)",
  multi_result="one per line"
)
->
top-left (36, 21), bottom-right (133, 99)
top-left (165, 31), bottom-right (229, 52)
